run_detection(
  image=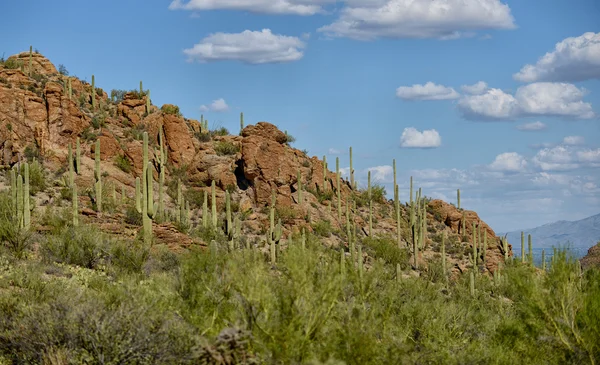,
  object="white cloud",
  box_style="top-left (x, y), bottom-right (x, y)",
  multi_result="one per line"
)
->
top-left (488, 152), bottom-right (527, 172)
top-left (532, 146), bottom-right (579, 171)
top-left (562, 135), bottom-right (585, 146)
top-left (199, 98), bottom-right (229, 112)
top-left (367, 165), bottom-right (393, 183)
top-left (516, 121), bottom-right (547, 131)
top-left (396, 82), bottom-right (460, 100)
top-left (577, 148), bottom-right (600, 163)
top-left (515, 83), bottom-right (594, 119)
top-left (457, 87), bottom-right (518, 120)
top-left (513, 32), bottom-right (600, 82)
top-left (183, 29), bottom-right (305, 64)
top-left (328, 148), bottom-right (341, 155)
top-left (317, 0), bottom-right (516, 40)
top-left (169, 0), bottom-right (333, 15)
top-left (458, 82), bottom-right (595, 120)
top-left (461, 81), bottom-right (488, 95)
top-left (399, 127), bottom-right (441, 148)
